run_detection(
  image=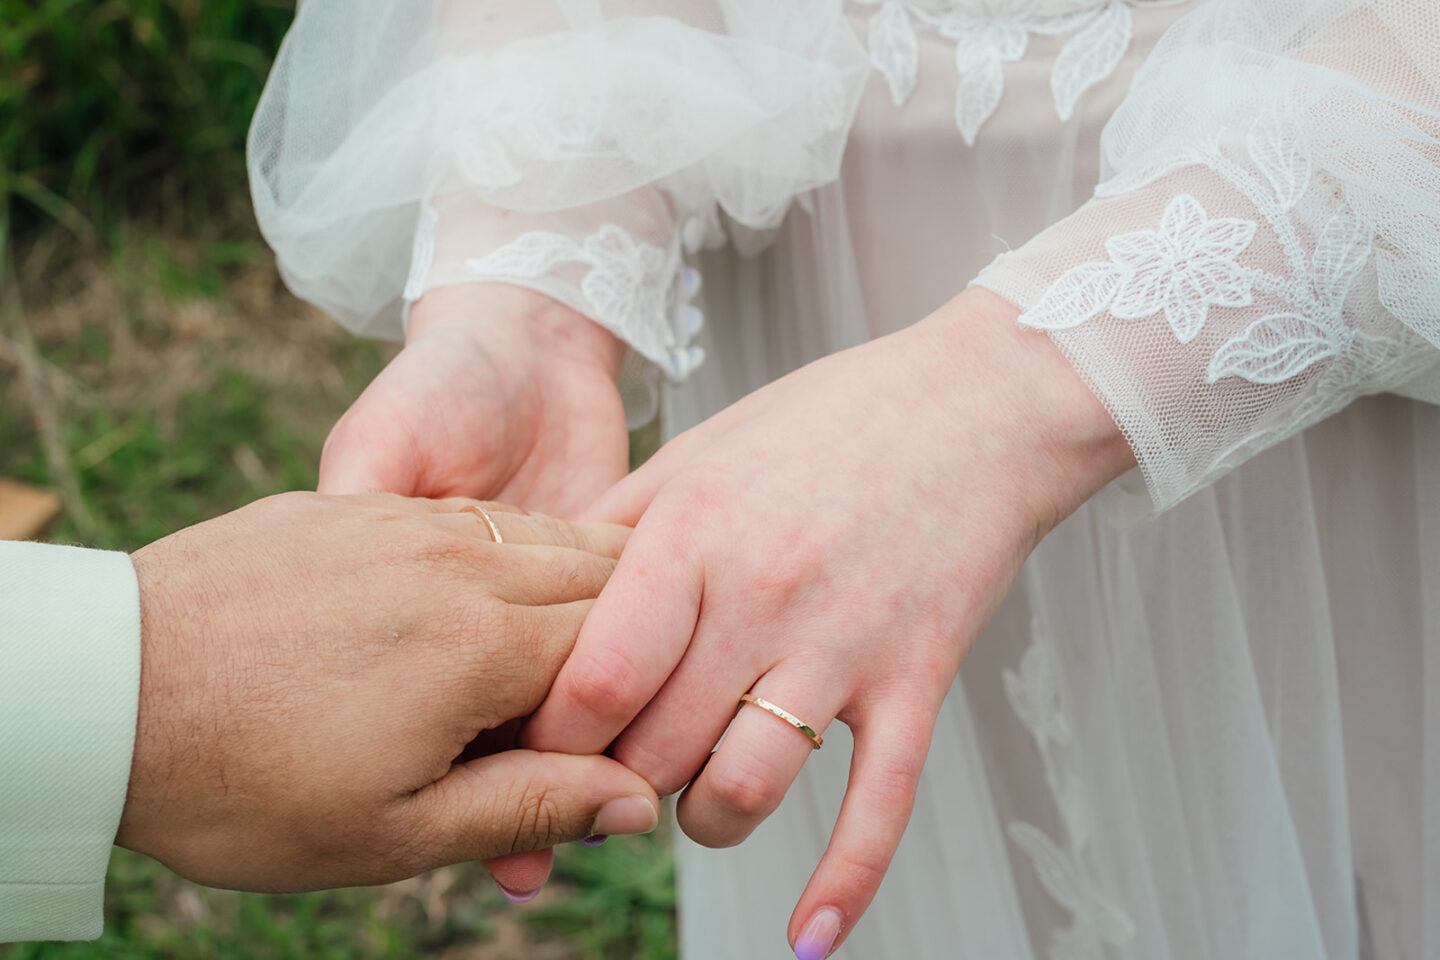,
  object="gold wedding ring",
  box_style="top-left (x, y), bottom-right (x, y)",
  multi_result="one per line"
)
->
top-left (738, 694), bottom-right (823, 750)
top-left (460, 505), bottom-right (504, 544)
